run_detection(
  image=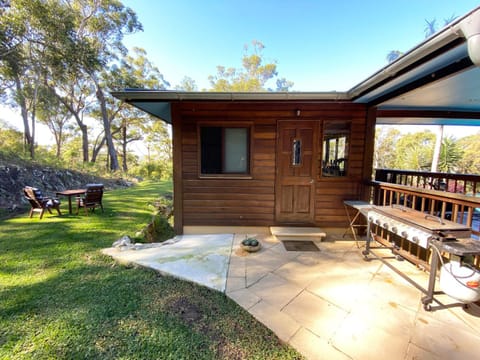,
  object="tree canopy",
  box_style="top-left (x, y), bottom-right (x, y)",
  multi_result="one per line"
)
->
top-left (374, 126), bottom-right (479, 175)
top-left (208, 40), bottom-right (294, 92)
top-left (0, 1), bottom-right (294, 176)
